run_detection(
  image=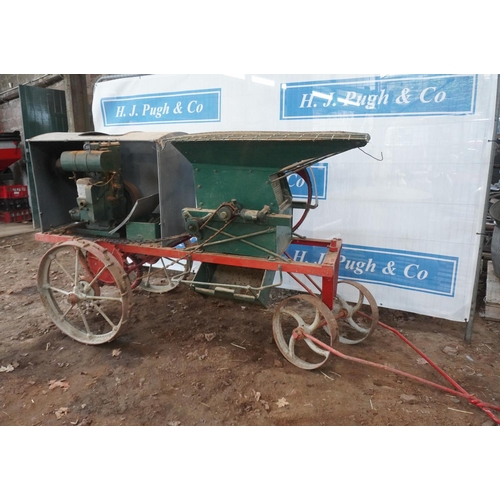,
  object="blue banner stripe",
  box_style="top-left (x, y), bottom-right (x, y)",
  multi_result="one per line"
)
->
top-left (280, 75), bottom-right (477, 120)
top-left (287, 243), bottom-right (458, 297)
top-left (101, 88), bottom-right (221, 126)
top-left (288, 164), bottom-right (328, 200)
